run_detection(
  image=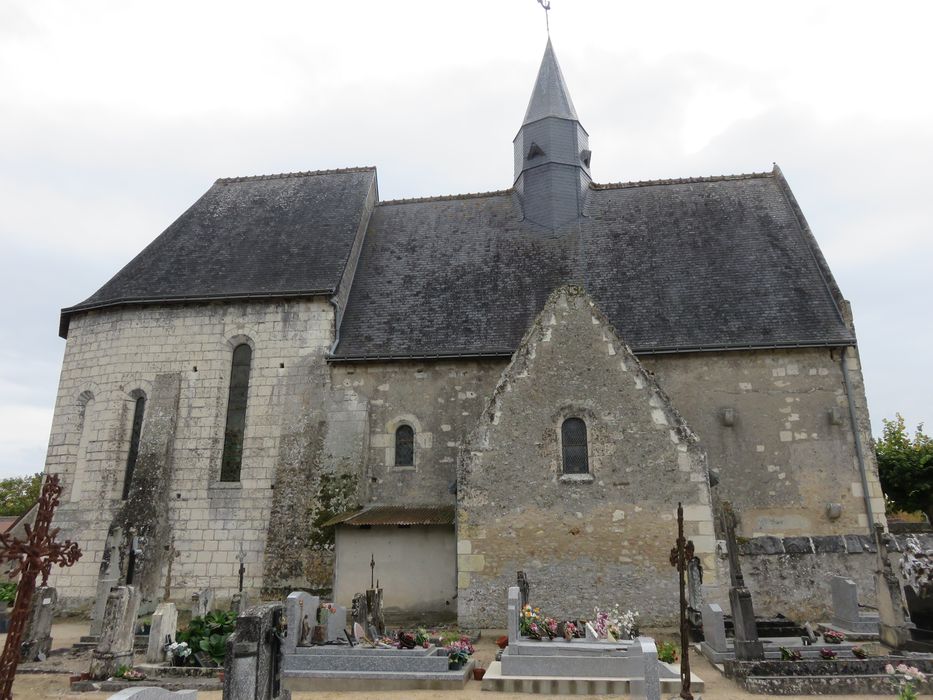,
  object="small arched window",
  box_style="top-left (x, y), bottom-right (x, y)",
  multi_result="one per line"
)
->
top-left (122, 395), bottom-right (146, 500)
top-left (395, 425), bottom-right (414, 467)
top-left (221, 343), bottom-right (252, 482)
top-left (561, 417), bottom-right (589, 474)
